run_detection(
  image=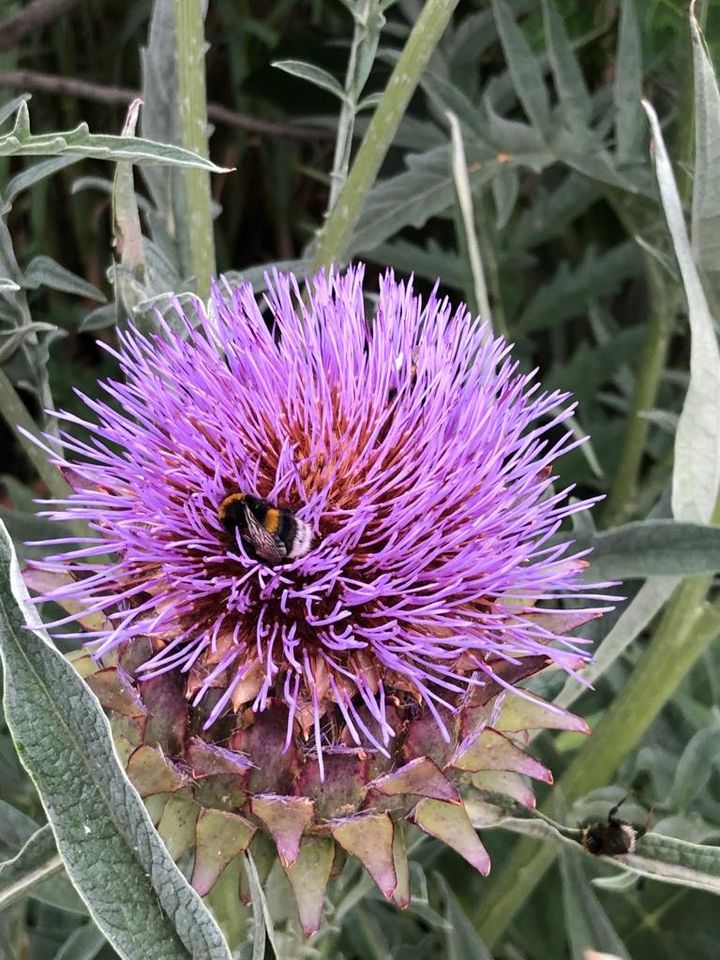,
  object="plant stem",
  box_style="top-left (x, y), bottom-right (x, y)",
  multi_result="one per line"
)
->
top-left (311, 0), bottom-right (460, 270)
top-left (327, 3), bottom-right (370, 212)
top-left (176, 0), bottom-right (215, 297)
top-left (602, 253), bottom-right (673, 526)
top-left (0, 366), bottom-right (70, 501)
top-left (476, 570), bottom-right (720, 947)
